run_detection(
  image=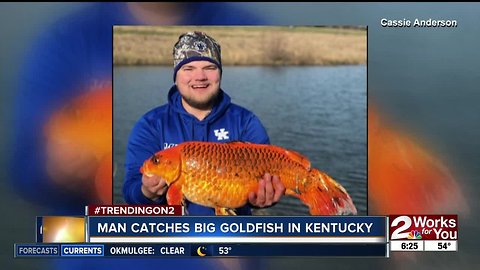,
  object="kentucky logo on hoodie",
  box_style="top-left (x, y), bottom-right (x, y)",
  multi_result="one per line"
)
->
top-left (214, 128), bottom-right (229, 140)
